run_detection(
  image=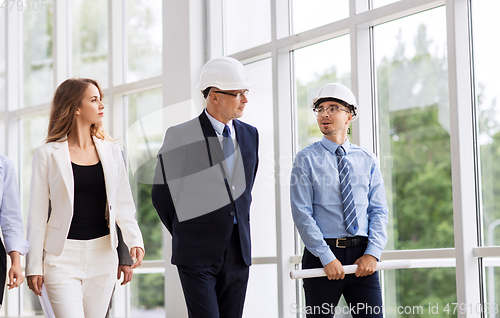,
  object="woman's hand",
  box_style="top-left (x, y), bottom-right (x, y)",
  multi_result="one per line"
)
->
top-left (117, 265), bottom-right (133, 285)
top-left (7, 251), bottom-right (24, 289)
top-left (27, 275), bottom-right (44, 296)
top-left (130, 247), bottom-right (144, 269)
